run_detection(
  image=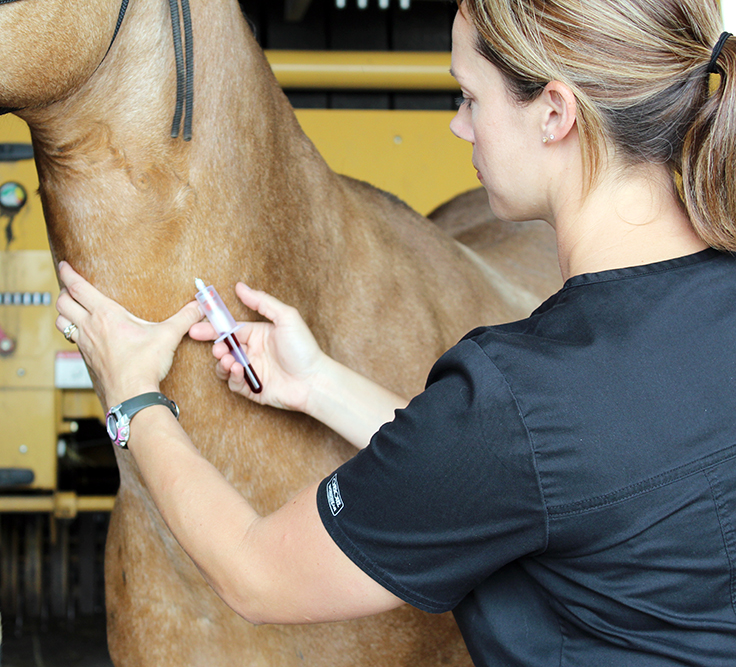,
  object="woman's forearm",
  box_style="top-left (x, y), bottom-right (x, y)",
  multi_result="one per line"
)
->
top-left (126, 406), bottom-right (263, 610)
top-left (304, 356), bottom-right (408, 449)
top-left (123, 403), bottom-right (404, 625)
